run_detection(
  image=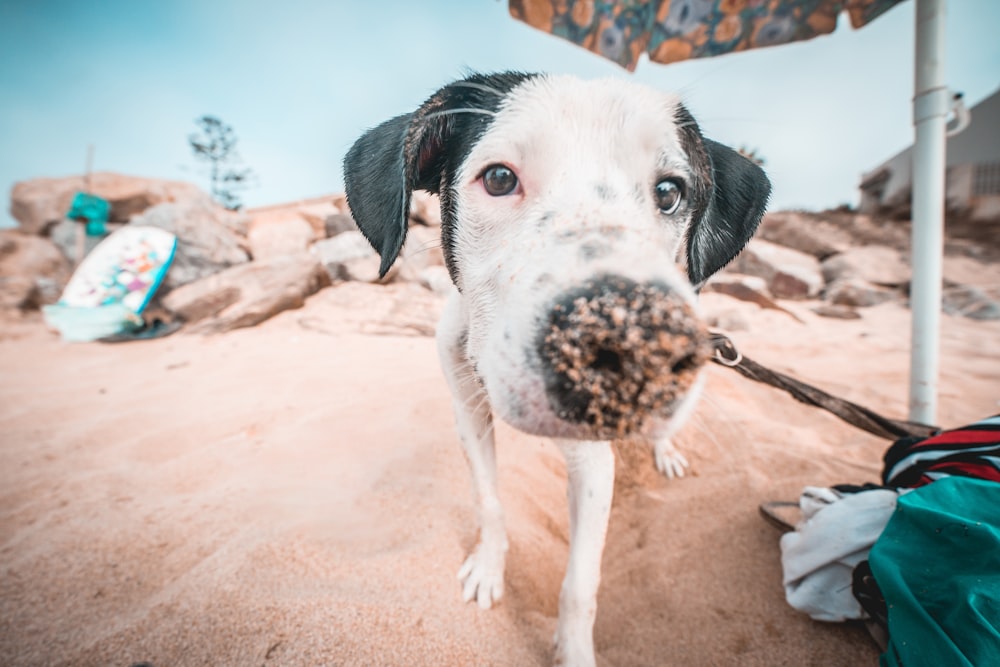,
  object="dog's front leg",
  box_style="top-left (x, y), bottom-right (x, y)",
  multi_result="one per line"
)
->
top-left (650, 374), bottom-right (705, 478)
top-left (437, 296), bottom-right (507, 609)
top-left (553, 440), bottom-right (615, 667)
